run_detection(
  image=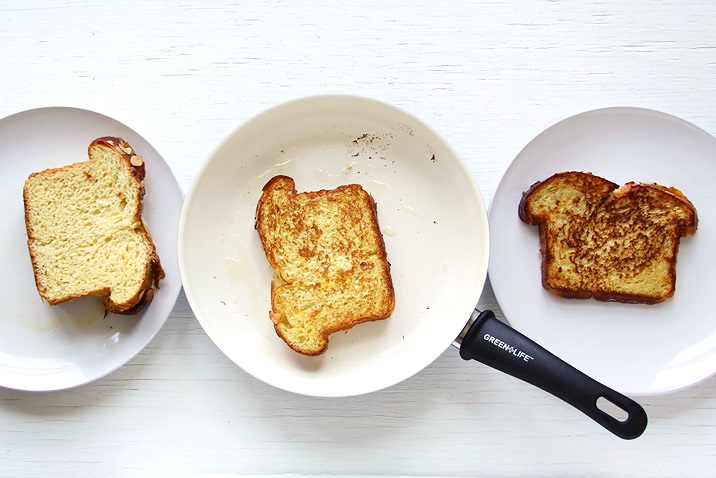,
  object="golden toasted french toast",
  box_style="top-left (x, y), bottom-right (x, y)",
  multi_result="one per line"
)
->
top-left (23, 137), bottom-right (164, 314)
top-left (519, 171), bottom-right (697, 304)
top-left (255, 175), bottom-right (395, 355)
